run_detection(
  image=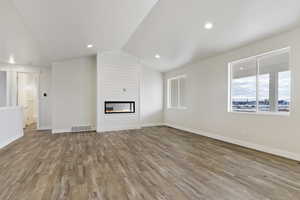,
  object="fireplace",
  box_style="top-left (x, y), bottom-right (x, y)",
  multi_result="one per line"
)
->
top-left (105, 101), bottom-right (135, 114)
